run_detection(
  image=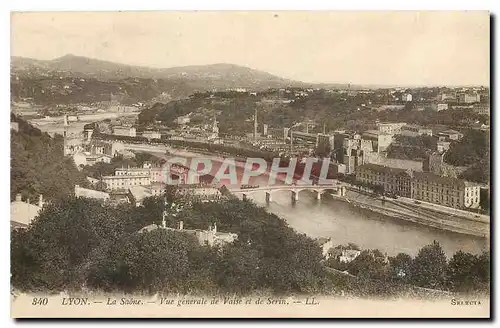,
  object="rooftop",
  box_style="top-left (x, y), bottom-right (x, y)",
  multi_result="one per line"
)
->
top-left (412, 172), bottom-right (478, 187)
top-left (357, 163), bottom-right (409, 176)
top-left (102, 175), bottom-right (151, 179)
top-left (128, 186), bottom-right (152, 201)
top-left (11, 198), bottom-right (42, 226)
